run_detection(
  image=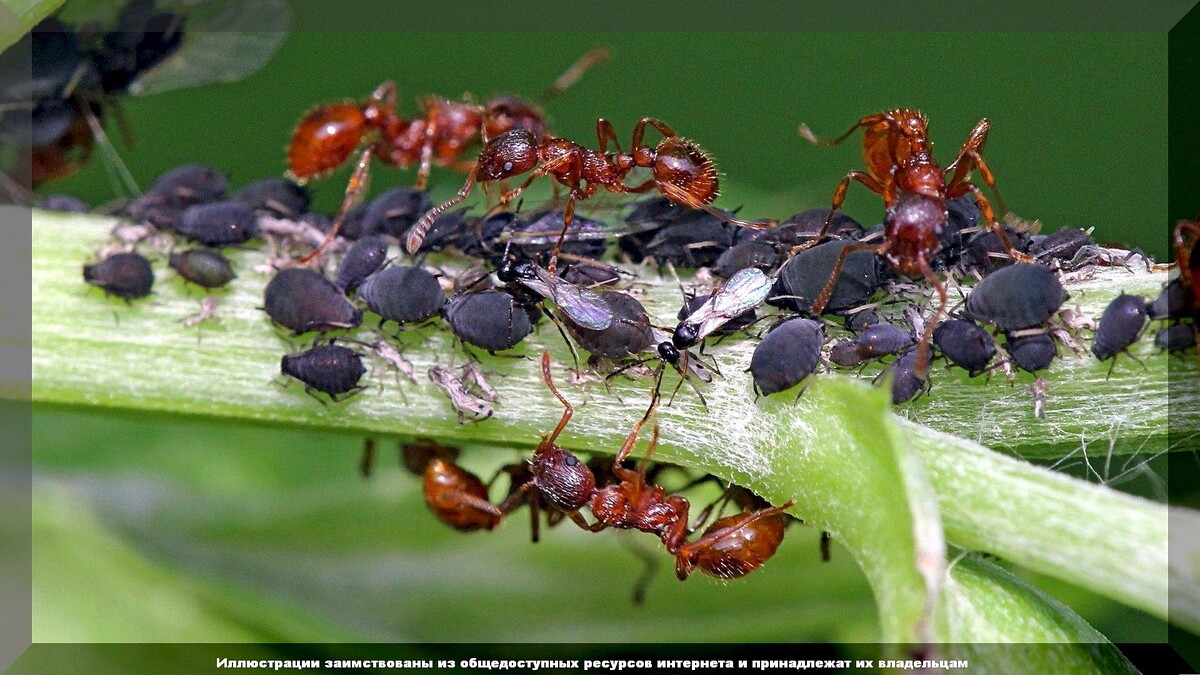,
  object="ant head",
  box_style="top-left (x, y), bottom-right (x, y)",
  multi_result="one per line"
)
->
top-left (483, 96), bottom-right (545, 140)
top-left (657, 341), bottom-right (680, 365)
top-left (476, 129), bottom-right (539, 181)
top-left (652, 137), bottom-right (719, 207)
top-left (671, 324), bottom-right (698, 350)
top-left (530, 445), bottom-right (596, 511)
top-left (897, 110), bottom-right (928, 138)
